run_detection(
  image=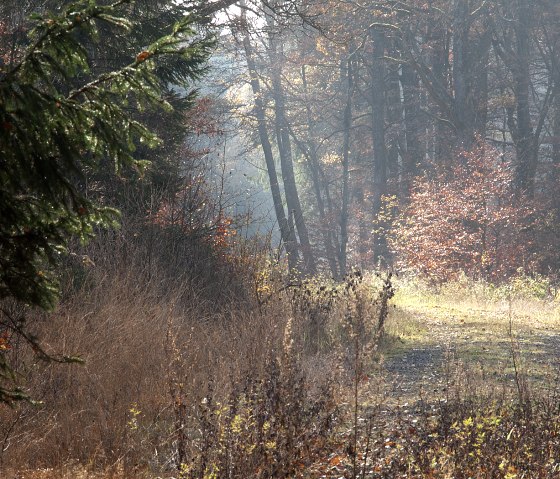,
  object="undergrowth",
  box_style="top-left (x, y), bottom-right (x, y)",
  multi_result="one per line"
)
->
top-left (4, 268), bottom-right (560, 478)
top-left (0, 233), bottom-right (393, 478)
